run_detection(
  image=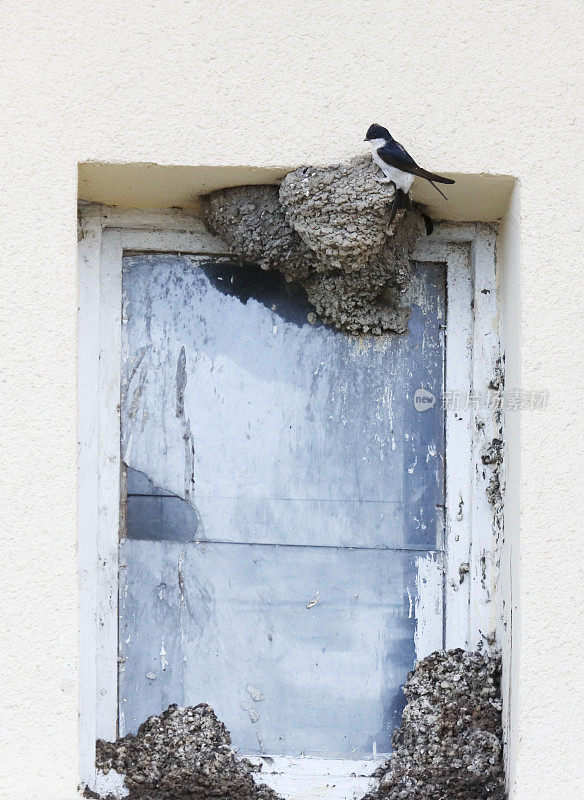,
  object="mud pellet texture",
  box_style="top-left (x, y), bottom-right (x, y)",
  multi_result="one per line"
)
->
top-left (94, 703), bottom-right (282, 800)
top-left (362, 649), bottom-right (506, 800)
top-left (202, 157), bottom-right (426, 336)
